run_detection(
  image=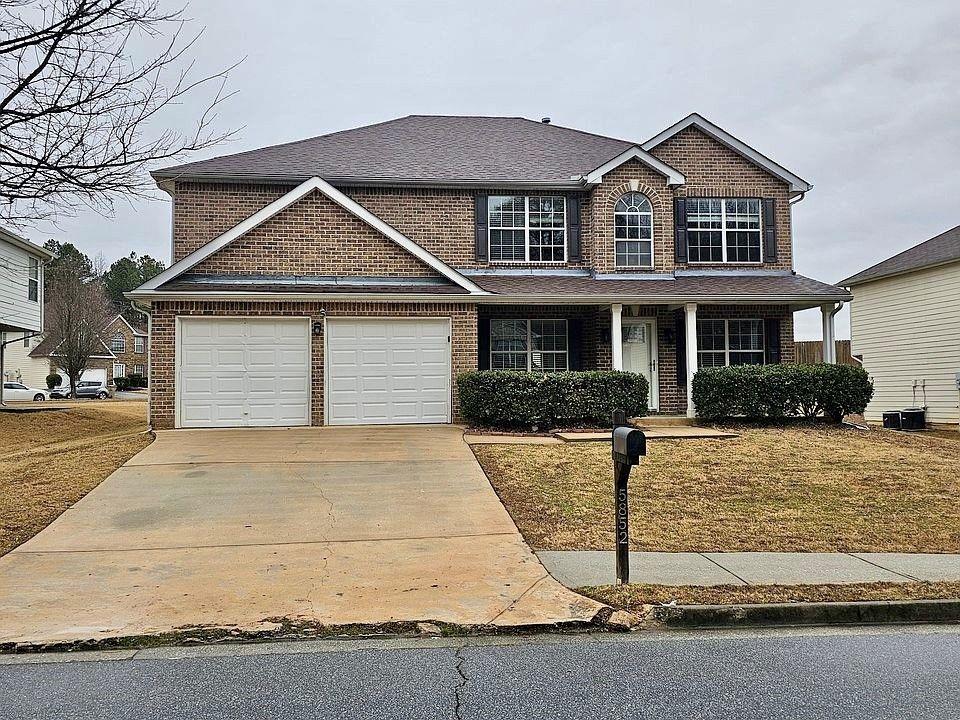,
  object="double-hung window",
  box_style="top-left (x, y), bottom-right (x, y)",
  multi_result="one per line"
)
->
top-left (134, 336), bottom-right (145, 354)
top-left (697, 319), bottom-right (765, 367)
top-left (614, 193), bottom-right (654, 267)
top-left (134, 364), bottom-right (145, 376)
top-left (110, 334), bottom-right (125, 353)
top-left (27, 258), bottom-right (39, 301)
top-left (489, 196), bottom-right (566, 262)
top-left (687, 198), bottom-right (762, 263)
top-left (490, 319), bottom-right (568, 371)
top-left (113, 363), bottom-right (126, 379)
